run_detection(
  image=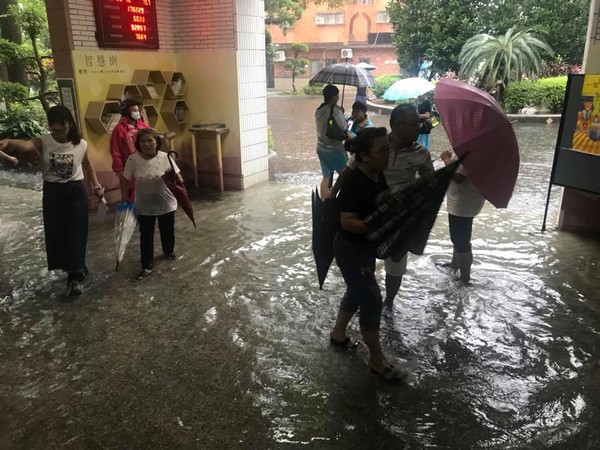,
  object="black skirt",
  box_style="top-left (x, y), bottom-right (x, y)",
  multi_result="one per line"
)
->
top-left (42, 181), bottom-right (88, 273)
